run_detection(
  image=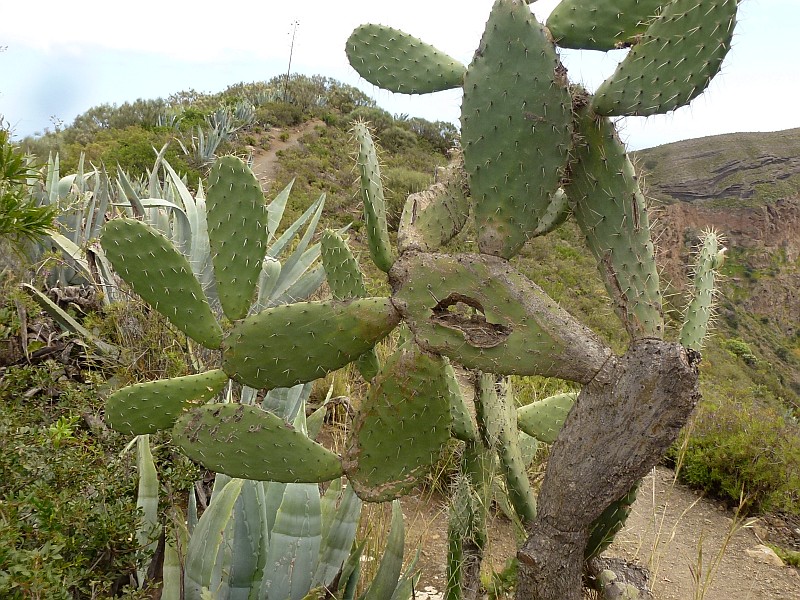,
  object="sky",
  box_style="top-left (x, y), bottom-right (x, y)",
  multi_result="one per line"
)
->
top-left (0, 0), bottom-right (796, 151)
